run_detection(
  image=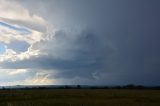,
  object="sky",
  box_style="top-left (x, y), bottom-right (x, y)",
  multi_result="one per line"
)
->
top-left (0, 0), bottom-right (160, 86)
